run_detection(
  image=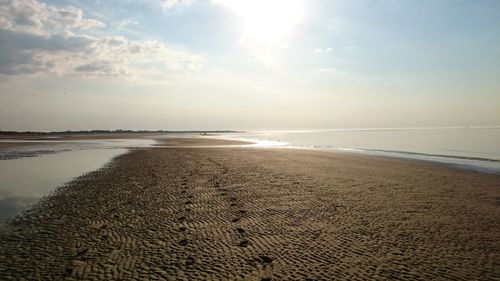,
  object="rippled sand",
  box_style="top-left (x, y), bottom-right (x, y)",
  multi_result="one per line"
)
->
top-left (1, 138), bottom-right (499, 280)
